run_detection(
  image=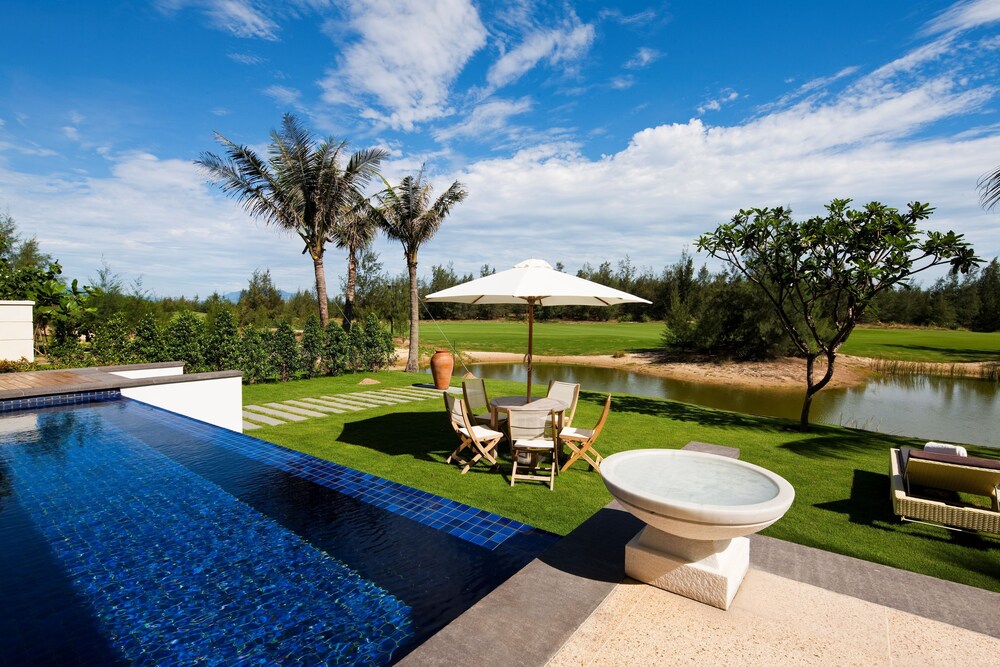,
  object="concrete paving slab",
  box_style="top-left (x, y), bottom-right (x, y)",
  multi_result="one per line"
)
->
top-left (264, 402), bottom-right (326, 418)
top-left (301, 397), bottom-right (365, 411)
top-left (242, 420), bottom-right (261, 431)
top-left (241, 410), bottom-right (285, 426)
top-left (284, 399), bottom-right (345, 413)
top-left (243, 405), bottom-right (308, 422)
